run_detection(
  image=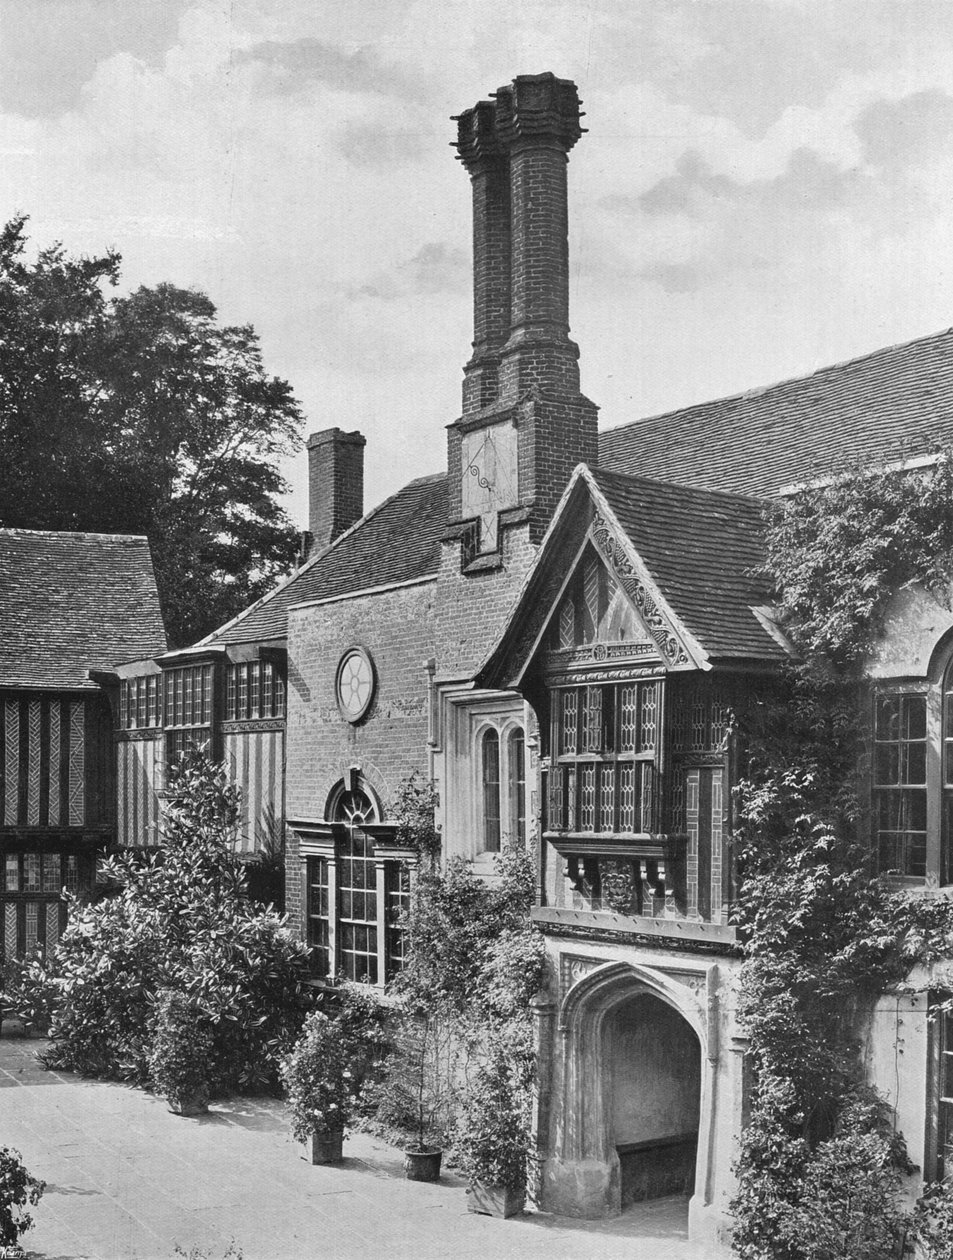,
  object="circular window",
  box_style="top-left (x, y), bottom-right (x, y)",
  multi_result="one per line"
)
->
top-left (335, 646), bottom-right (376, 722)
